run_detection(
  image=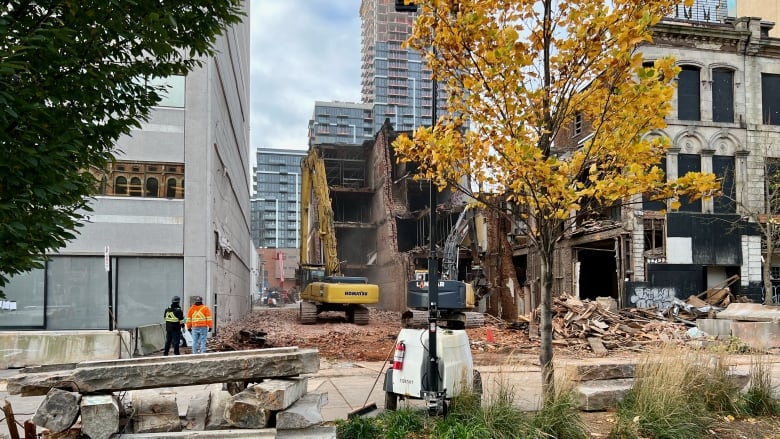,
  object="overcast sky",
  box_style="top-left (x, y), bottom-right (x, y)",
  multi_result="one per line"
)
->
top-left (251, 1), bottom-right (362, 152)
